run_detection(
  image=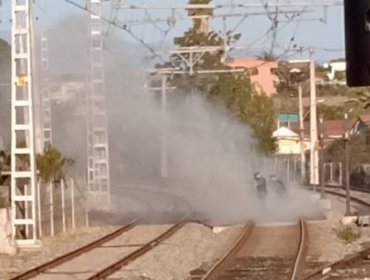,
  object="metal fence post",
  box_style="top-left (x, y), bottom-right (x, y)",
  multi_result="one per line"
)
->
top-left (61, 180), bottom-right (66, 233)
top-left (70, 178), bottom-right (75, 229)
top-left (49, 181), bottom-right (54, 237)
top-left (37, 180), bottom-right (42, 238)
